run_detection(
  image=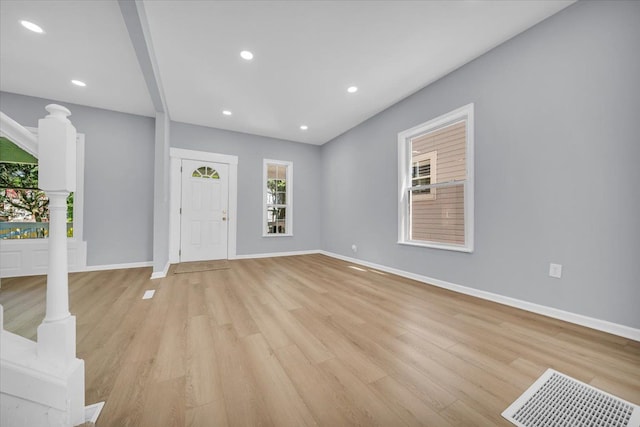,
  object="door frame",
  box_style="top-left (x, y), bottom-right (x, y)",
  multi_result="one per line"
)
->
top-left (169, 148), bottom-right (238, 263)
